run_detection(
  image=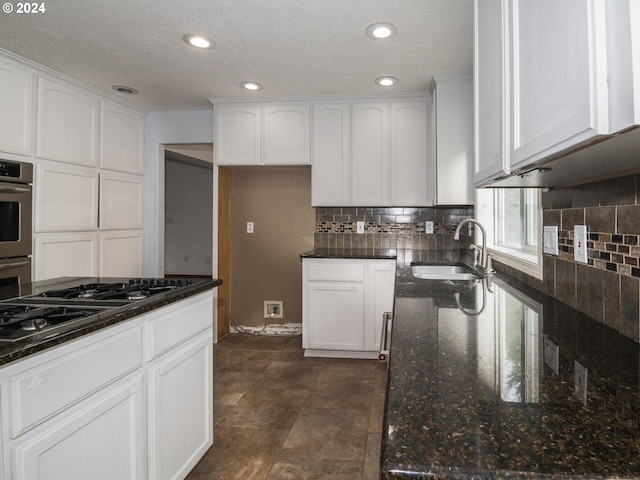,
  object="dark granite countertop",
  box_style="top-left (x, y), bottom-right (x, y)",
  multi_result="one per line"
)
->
top-left (382, 267), bottom-right (640, 479)
top-left (0, 276), bottom-right (221, 366)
